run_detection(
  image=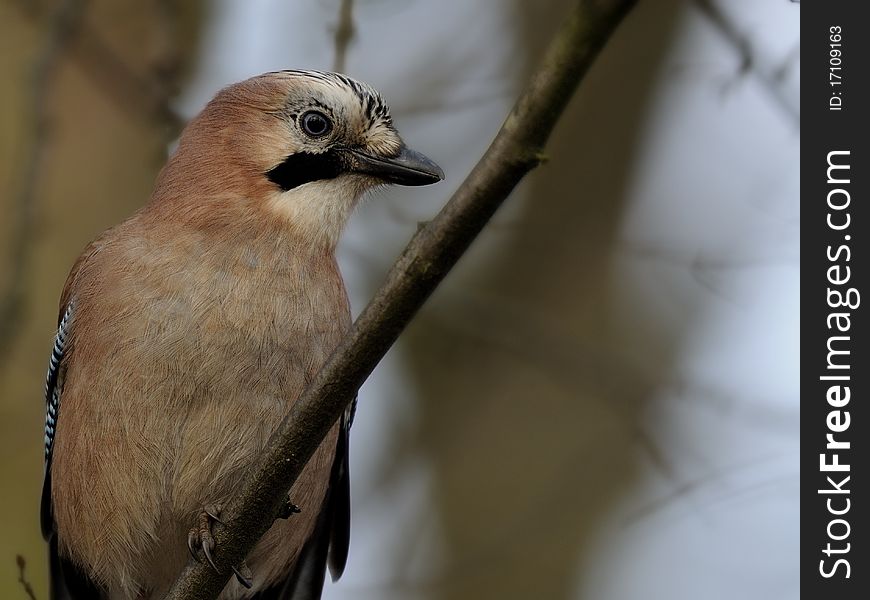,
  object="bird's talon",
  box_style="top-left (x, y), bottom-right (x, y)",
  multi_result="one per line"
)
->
top-left (204, 504), bottom-right (224, 525)
top-left (187, 505), bottom-right (222, 571)
top-left (232, 562), bottom-right (253, 589)
top-left (201, 533), bottom-right (218, 572)
top-left (187, 529), bottom-right (201, 564)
